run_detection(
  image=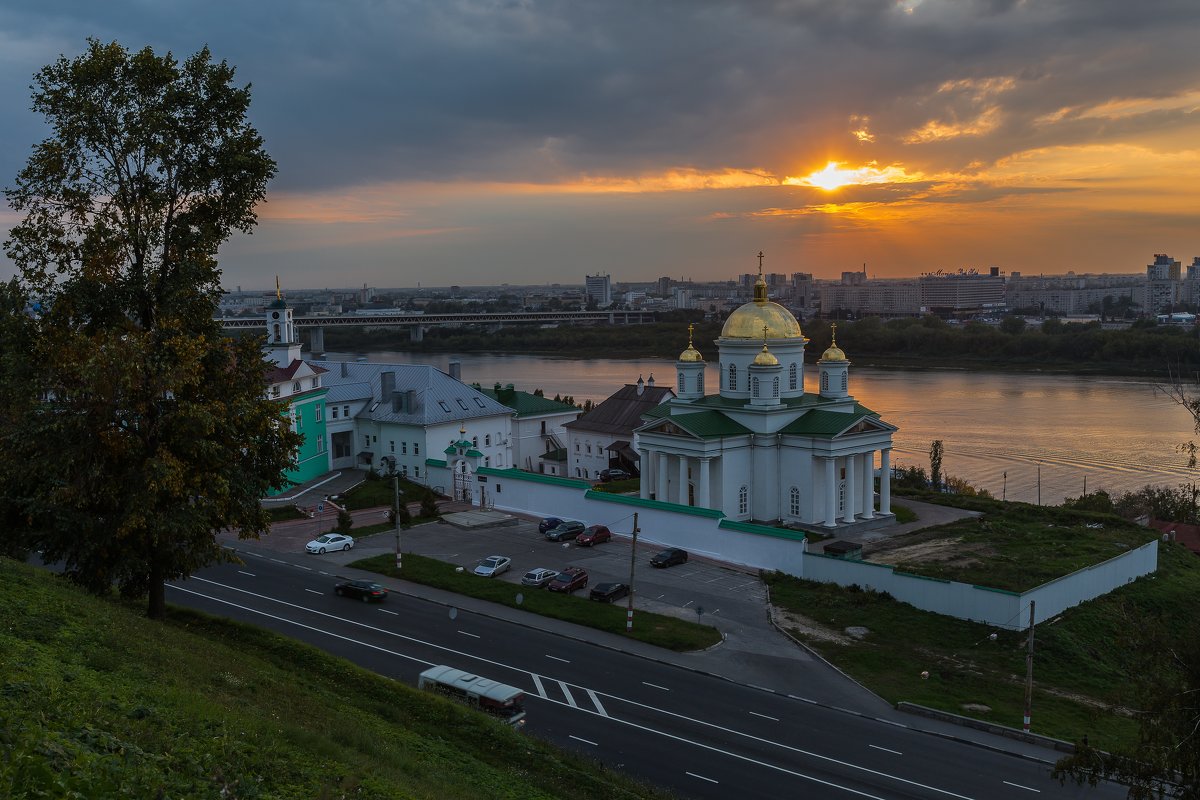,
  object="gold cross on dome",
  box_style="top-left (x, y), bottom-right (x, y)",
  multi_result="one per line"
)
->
top-left (757, 251), bottom-right (764, 276)
top-left (687, 323), bottom-right (695, 345)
